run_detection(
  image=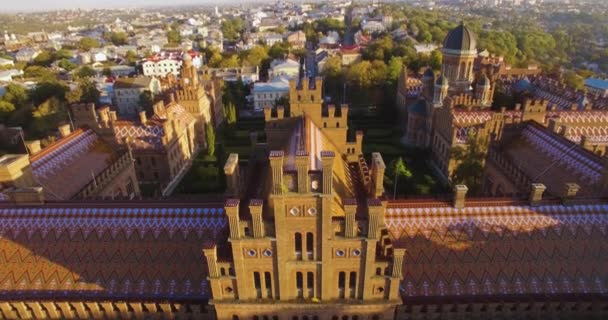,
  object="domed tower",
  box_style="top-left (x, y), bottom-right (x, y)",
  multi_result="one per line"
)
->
top-left (441, 22), bottom-right (477, 94)
top-left (475, 74), bottom-right (492, 107)
top-left (421, 67), bottom-right (435, 101)
top-left (433, 74), bottom-right (449, 106)
top-left (180, 52), bottom-right (198, 88)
